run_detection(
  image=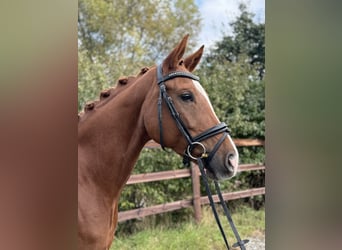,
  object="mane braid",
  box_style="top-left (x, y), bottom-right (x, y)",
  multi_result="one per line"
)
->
top-left (78, 66), bottom-right (150, 122)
